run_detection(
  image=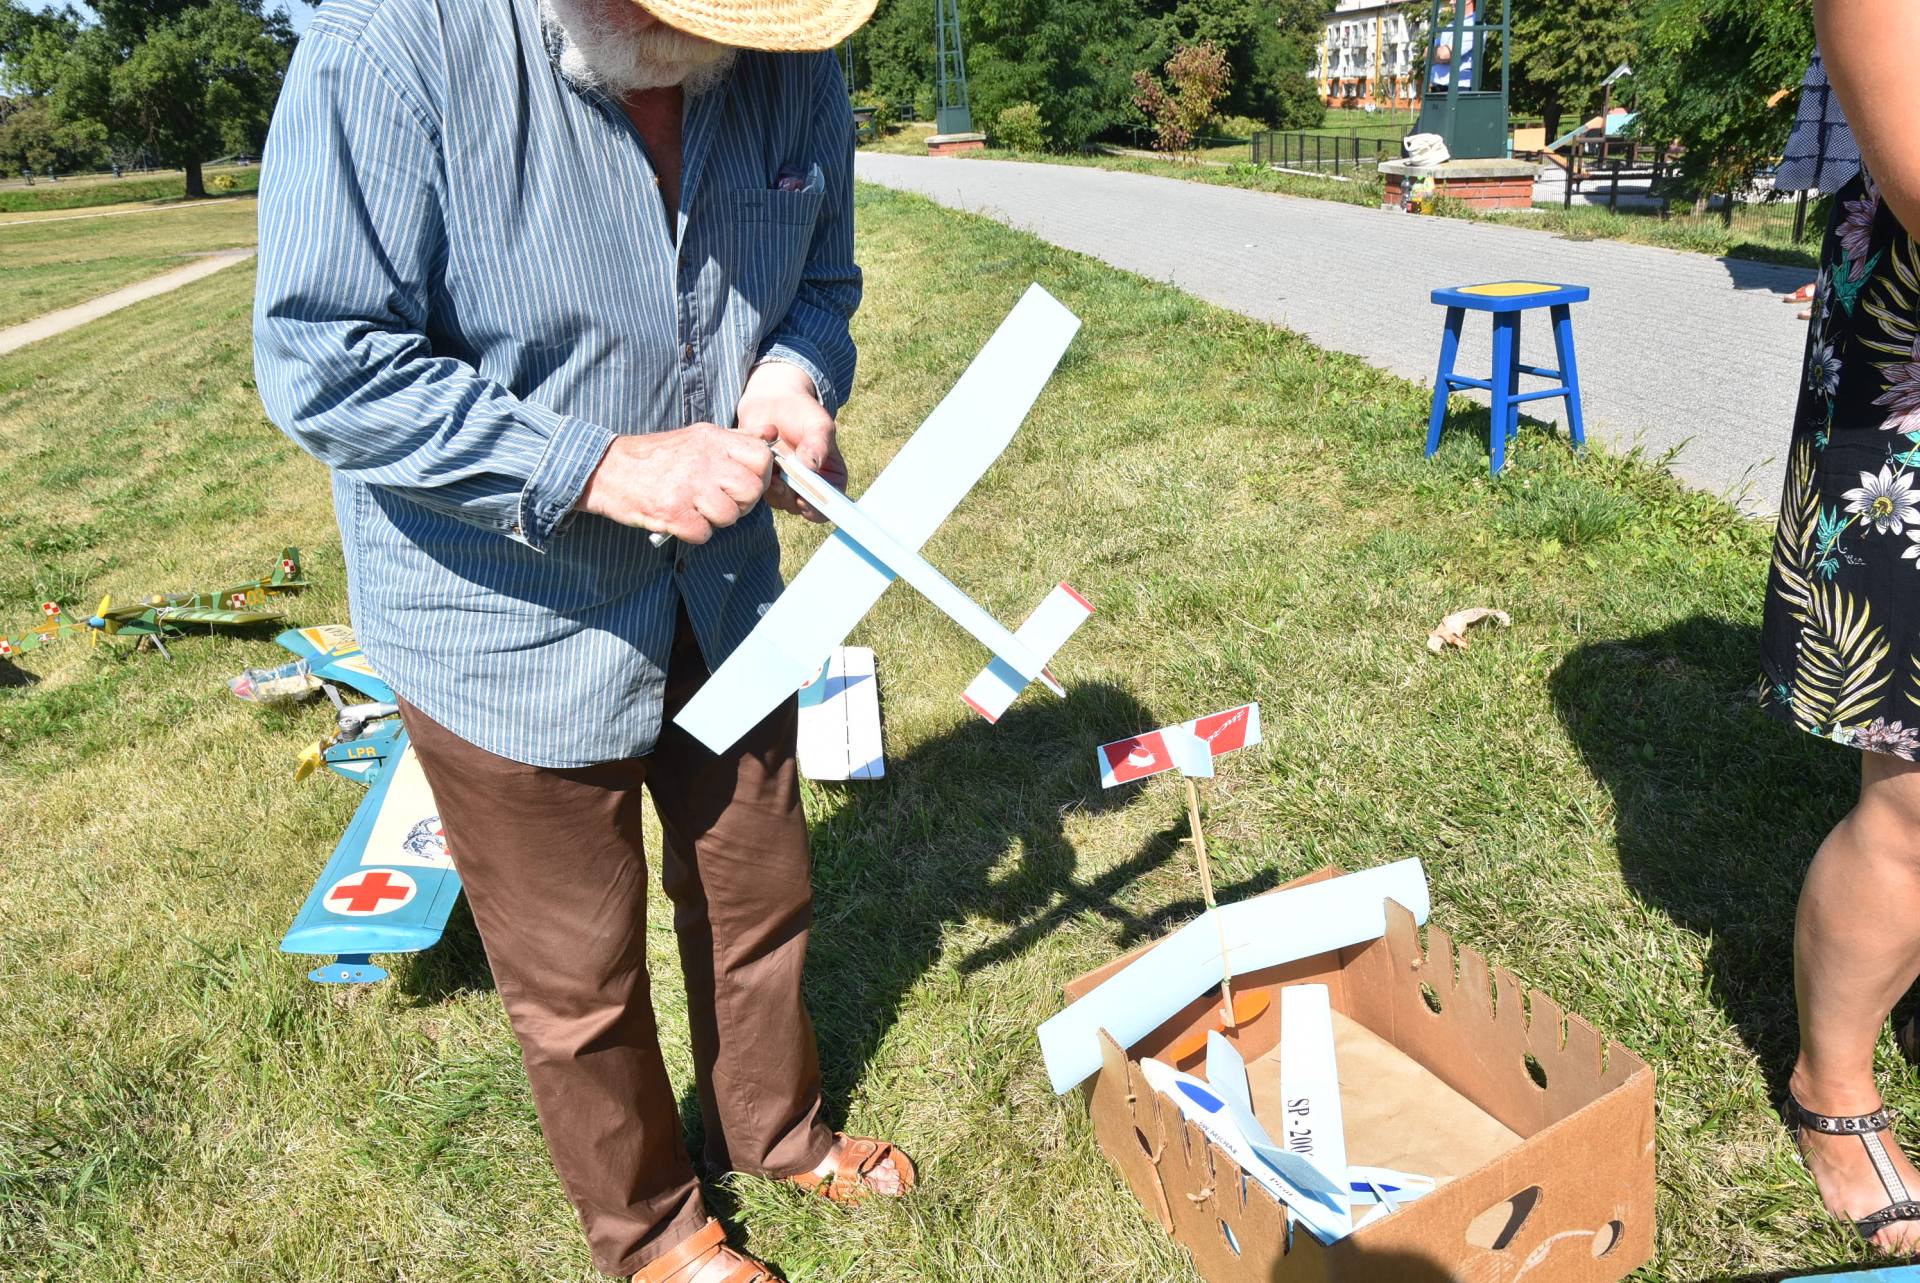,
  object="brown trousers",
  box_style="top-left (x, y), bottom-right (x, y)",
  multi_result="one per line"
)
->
top-left (400, 612), bottom-right (832, 1278)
